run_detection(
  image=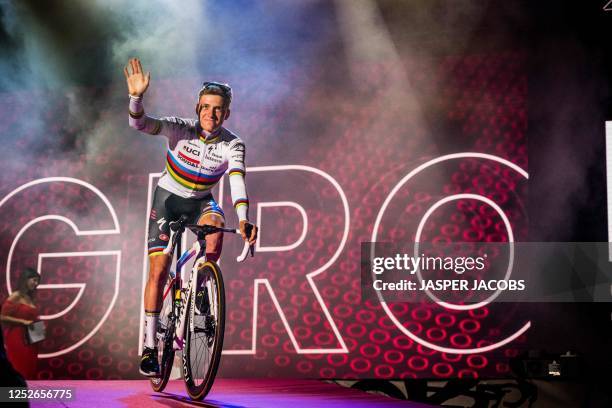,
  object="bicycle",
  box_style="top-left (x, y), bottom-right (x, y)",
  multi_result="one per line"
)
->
top-left (149, 214), bottom-right (254, 400)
